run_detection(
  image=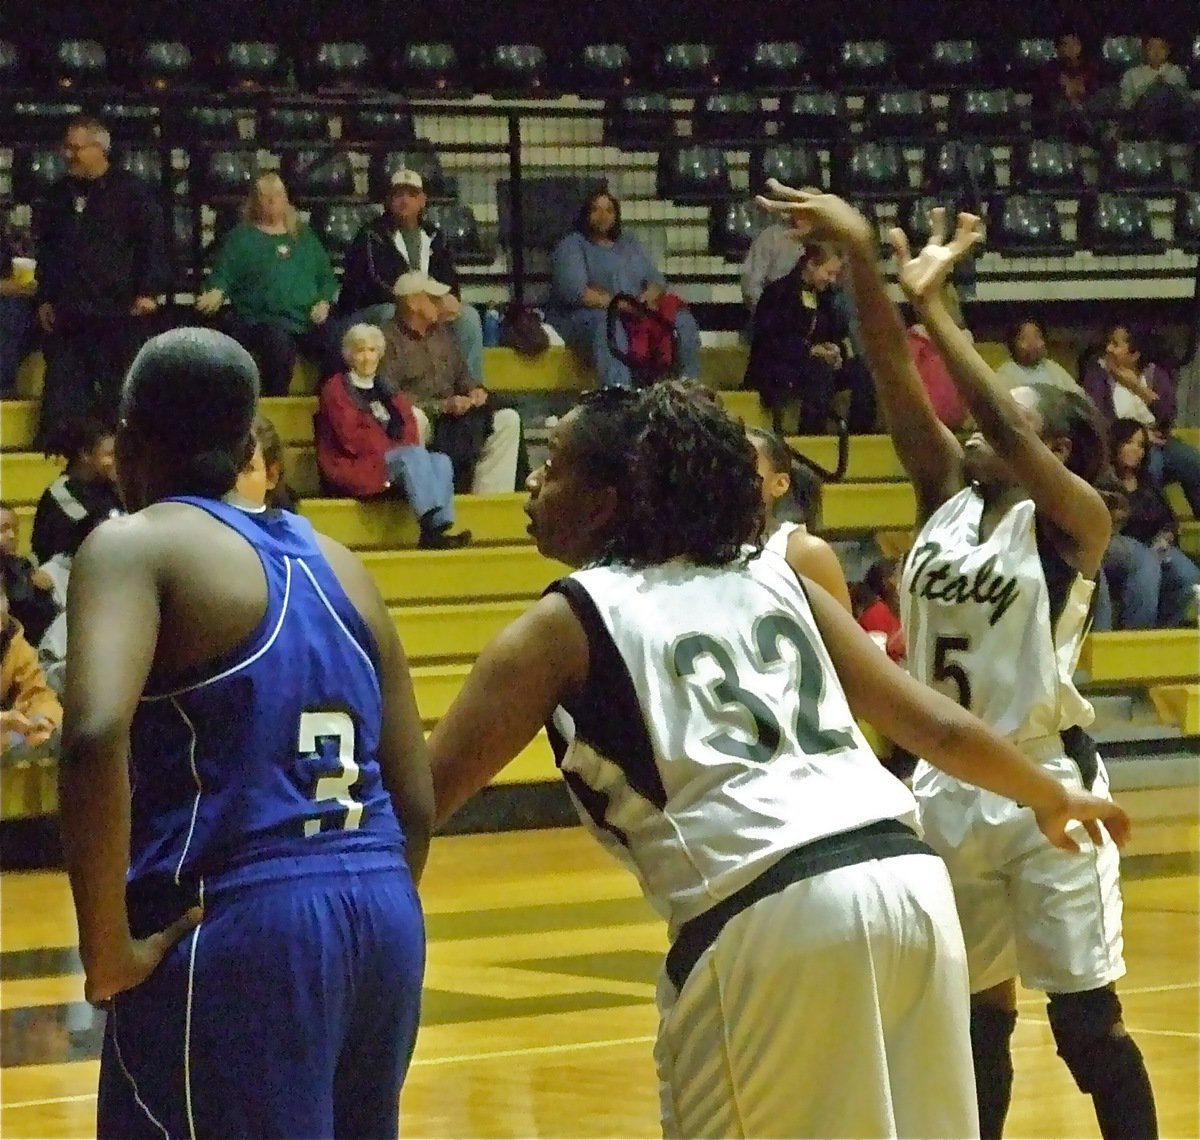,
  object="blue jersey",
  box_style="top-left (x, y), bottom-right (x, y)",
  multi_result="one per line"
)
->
top-left (126, 497), bottom-right (405, 925)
